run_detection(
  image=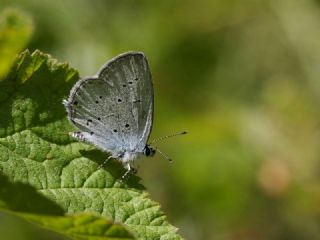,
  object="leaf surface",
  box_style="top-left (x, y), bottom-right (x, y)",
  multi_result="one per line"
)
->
top-left (0, 50), bottom-right (182, 240)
